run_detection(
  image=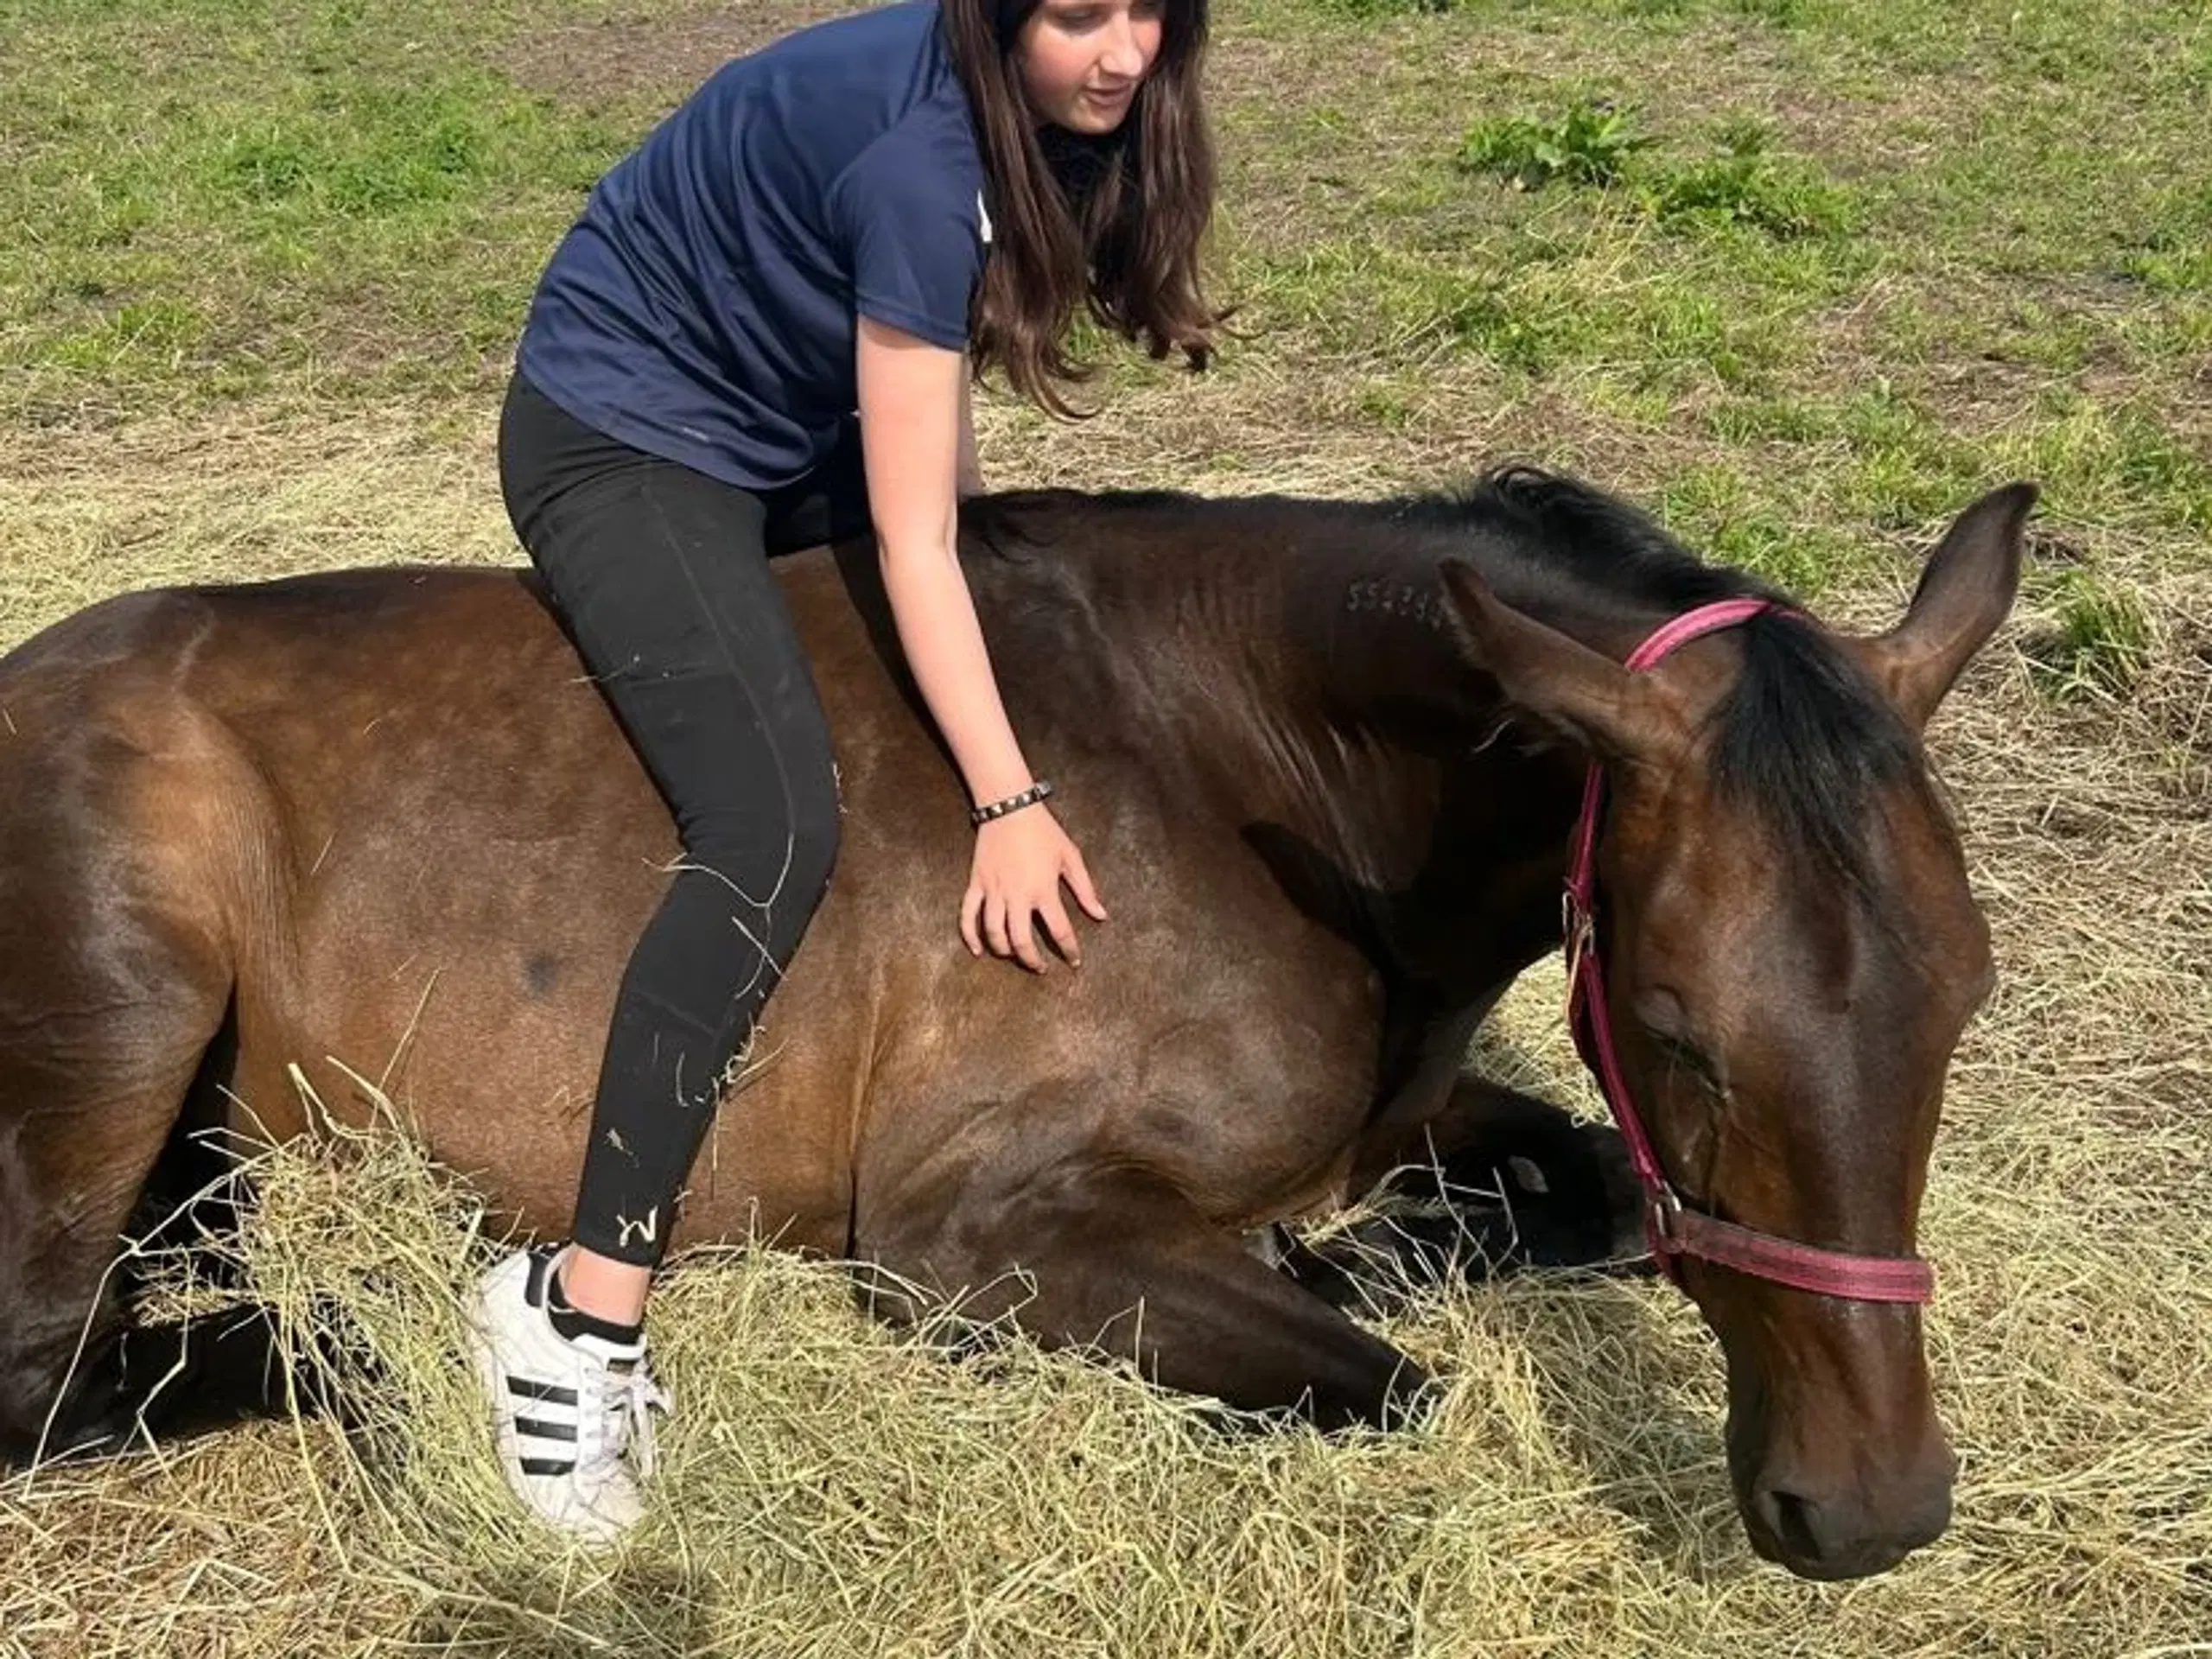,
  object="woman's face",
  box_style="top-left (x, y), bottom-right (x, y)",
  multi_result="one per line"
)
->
top-left (1013, 0), bottom-right (1165, 135)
